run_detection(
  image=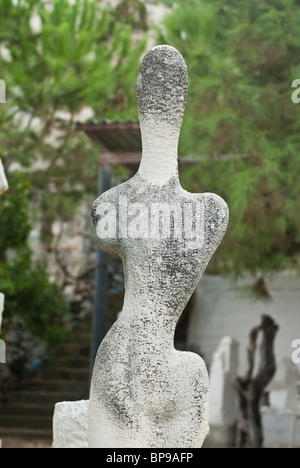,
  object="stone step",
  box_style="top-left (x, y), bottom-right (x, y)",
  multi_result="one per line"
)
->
top-left (42, 356), bottom-right (90, 369)
top-left (68, 317), bottom-right (93, 331)
top-left (0, 427), bottom-right (53, 439)
top-left (18, 378), bottom-right (89, 394)
top-left (55, 342), bottom-right (90, 357)
top-left (6, 390), bottom-right (87, 405)
top-left (36, 366), bottom-right (90, 380)
top-left (0, 413), bottom-right (52, 430)
top-left (72, 328), bottom-right (92, 338)
top-left (0, 401), bottom-right (55, 415)
top-left (0, 314), bottom-right (93, 440)
top-left (61, 325), bottom-right (92, 346)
